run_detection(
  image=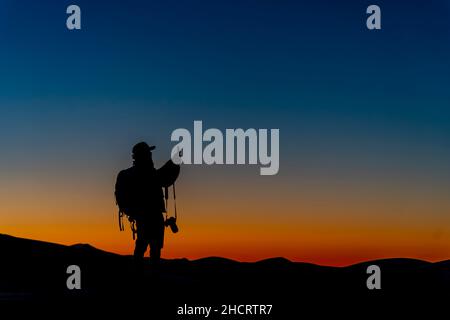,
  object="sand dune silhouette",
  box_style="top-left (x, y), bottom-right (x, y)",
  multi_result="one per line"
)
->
top-left (0, 234), bottom-right (448, 316)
